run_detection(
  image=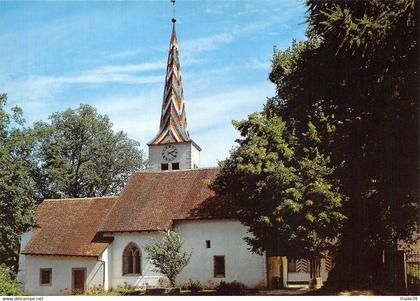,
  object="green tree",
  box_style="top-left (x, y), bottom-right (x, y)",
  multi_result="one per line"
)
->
top-left (0, 94), bottom-right (36, 272)
top-left (32, 104), bottom-right (144, 200)
top-left (0, 265), bottom-right (25, 296)
top-left (211, 111), bottom-right (345, 272)
top-left (145, 231), bottom-right (192, 287)
top-left (267, 0), bottom-right (417, 288)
